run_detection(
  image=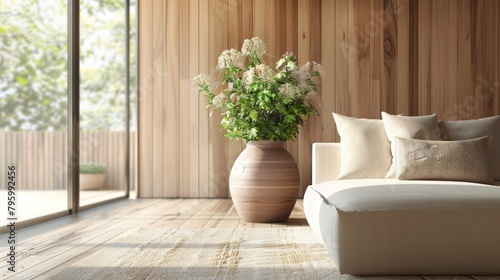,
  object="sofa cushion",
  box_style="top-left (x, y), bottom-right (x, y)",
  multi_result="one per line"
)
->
top-left (332, 113), bottom-right (391, 179)
top-left (394, 136), bottom-right (493, 184)
top-left (439, 116), bottom-right (500, 180)
top-left (381, 112), bottom-right (441, 178)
